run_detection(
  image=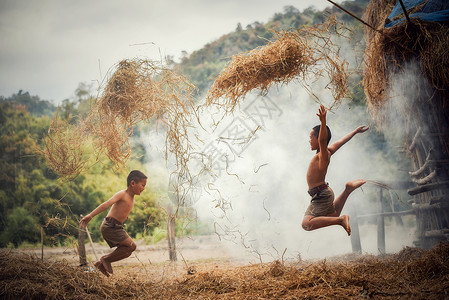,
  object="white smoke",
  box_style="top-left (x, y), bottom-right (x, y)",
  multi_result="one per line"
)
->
top-left (141, 50), bottom-right (424, 264)
top-left (176, 79), bottom-right (415, 262)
